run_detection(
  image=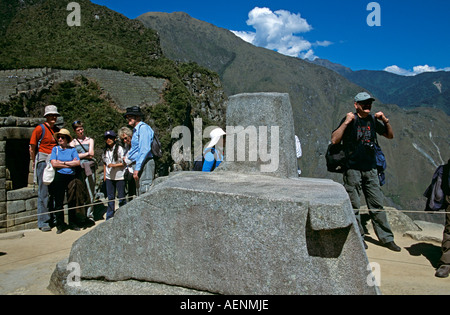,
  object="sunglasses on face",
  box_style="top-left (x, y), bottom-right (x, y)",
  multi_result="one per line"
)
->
top-left (57, 135), bottom-right (68, 140)
top-left (358, 100), bottom-right (373, 106)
